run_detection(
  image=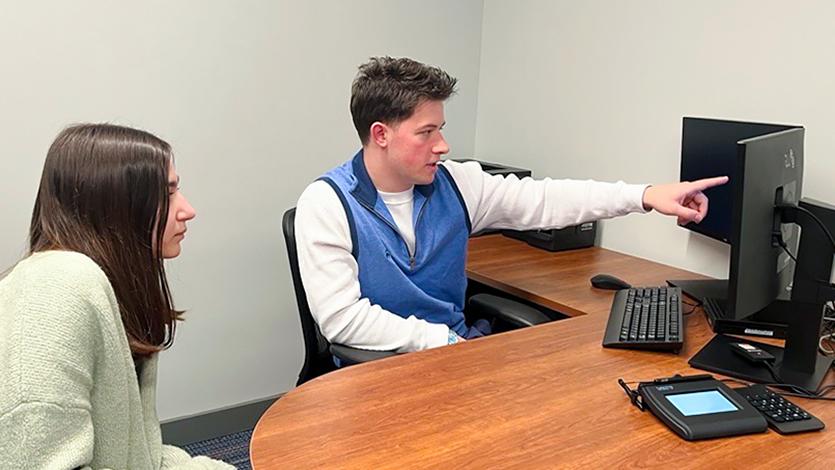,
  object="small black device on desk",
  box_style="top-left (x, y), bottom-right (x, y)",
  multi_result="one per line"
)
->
top-left (619, 374), bottom-right (767, 440)
top-left (602, 286), bottom-right (684, 352)
top-left (733, 384), bottom-right (825, 434)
